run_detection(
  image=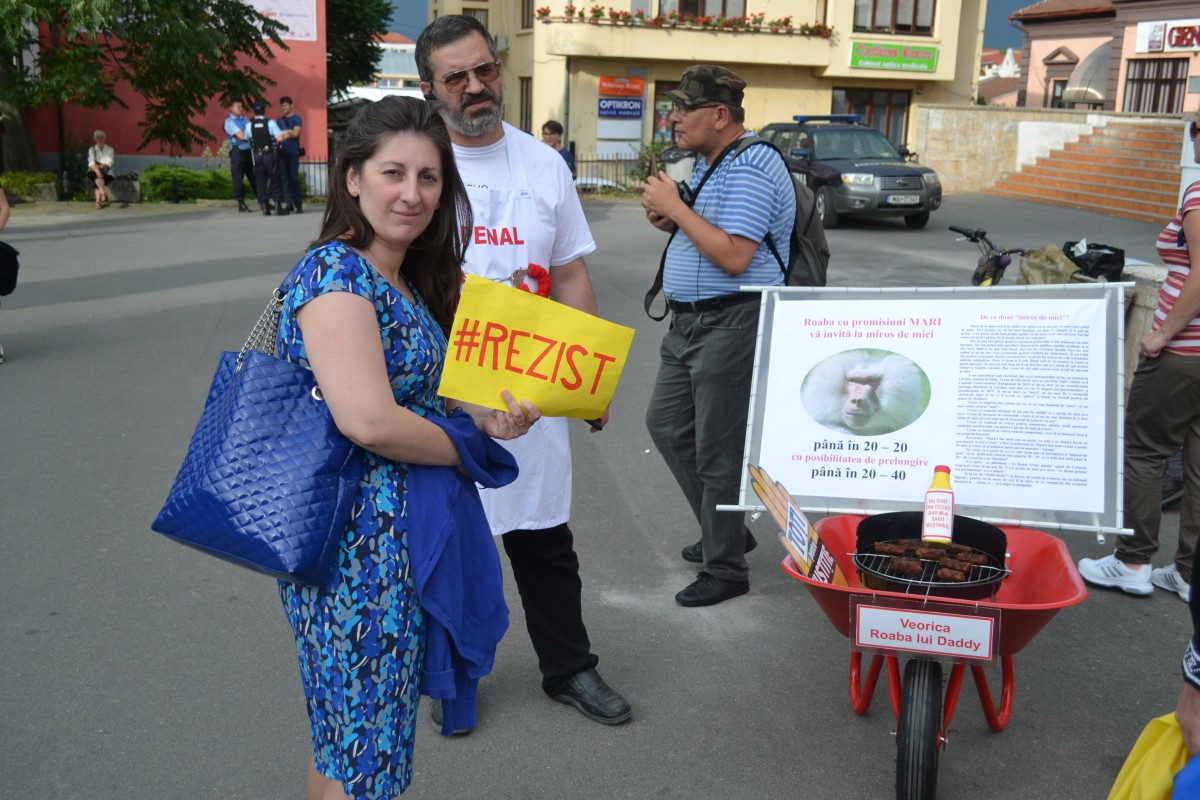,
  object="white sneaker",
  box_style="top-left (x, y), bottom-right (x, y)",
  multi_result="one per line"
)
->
top-left (1151, 564), bottom-right (1192, 602)
top-left (1077, 553), bottom-right (1154, 596)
